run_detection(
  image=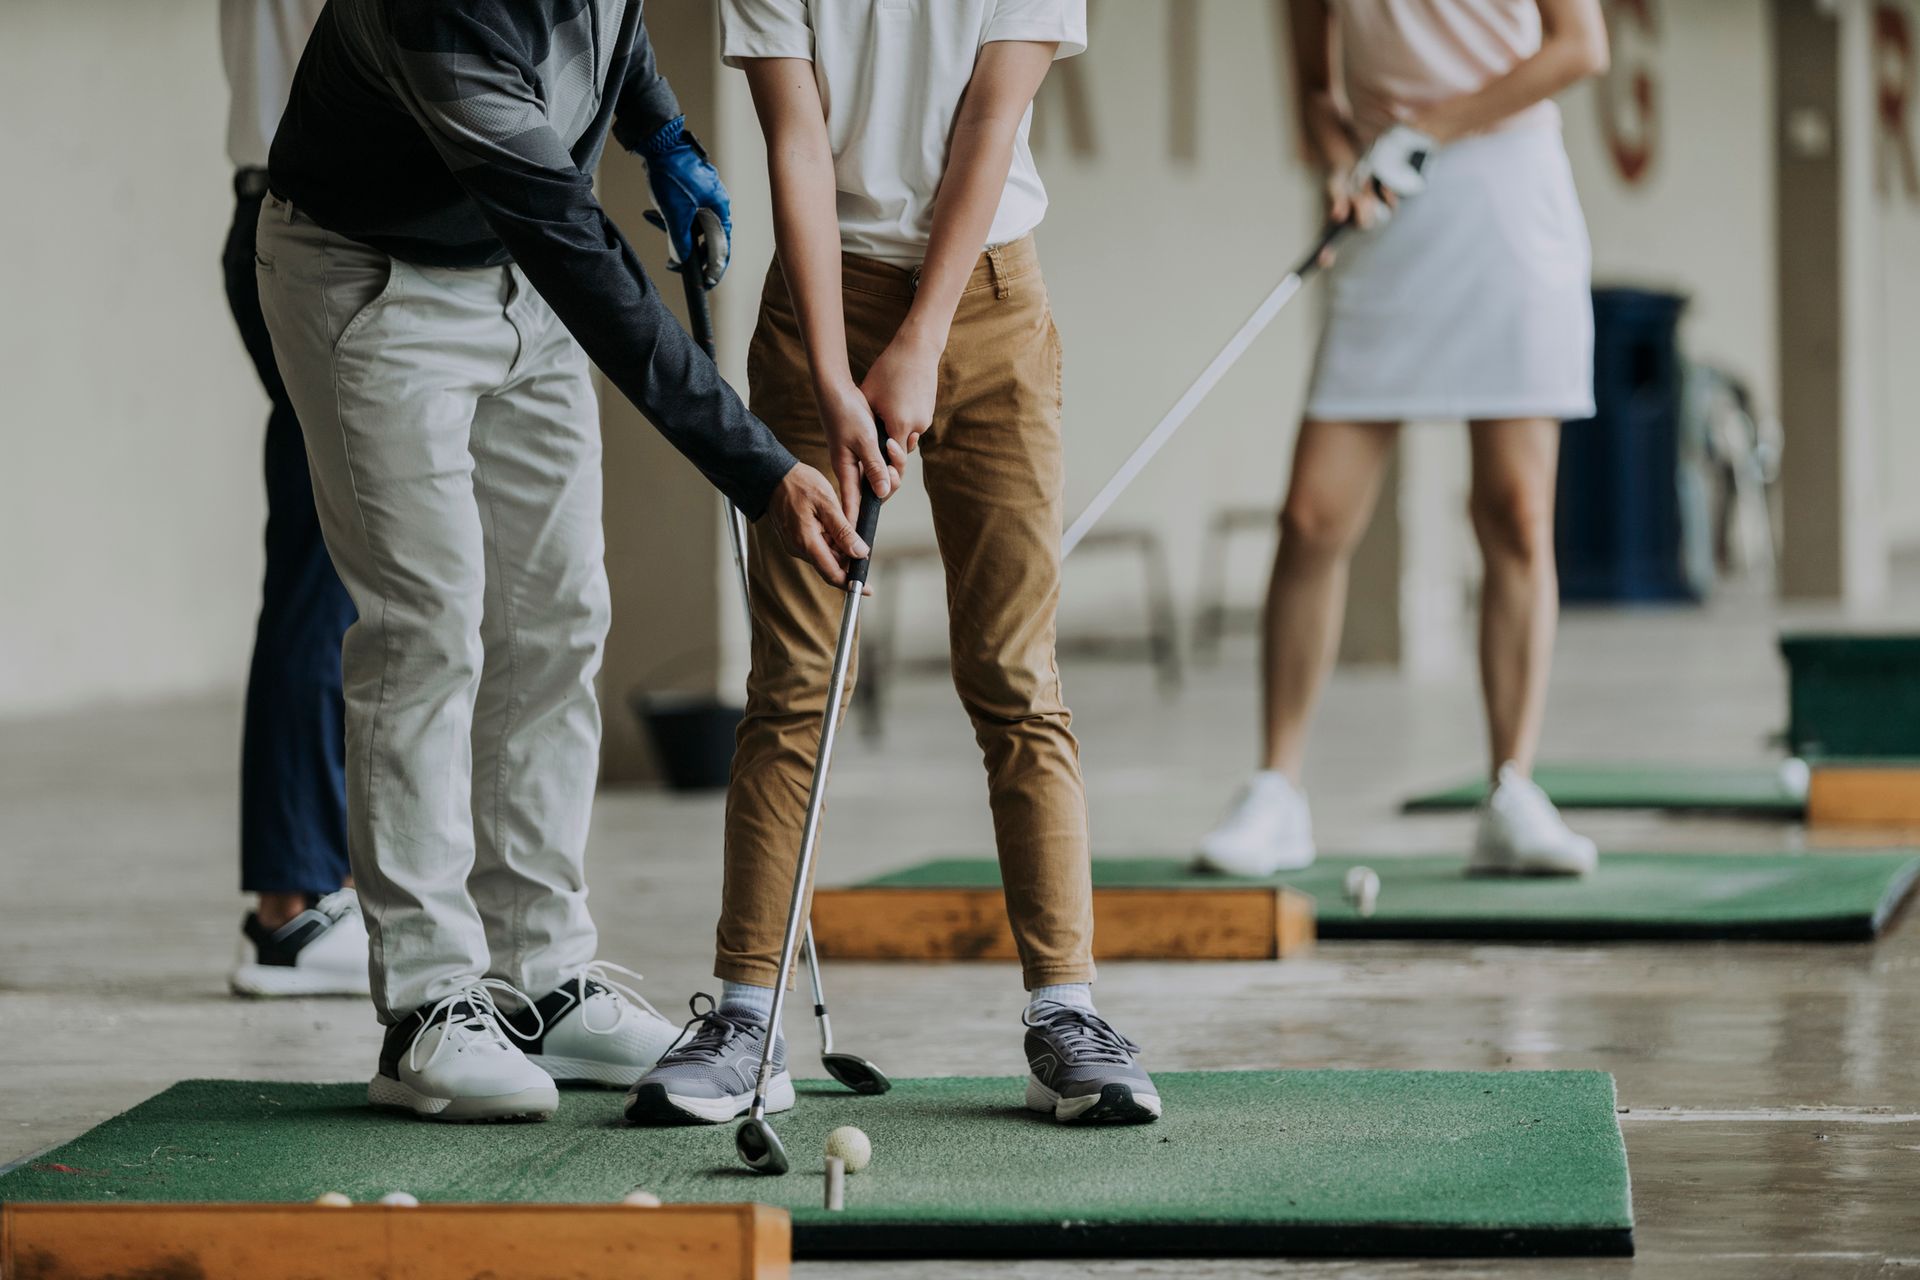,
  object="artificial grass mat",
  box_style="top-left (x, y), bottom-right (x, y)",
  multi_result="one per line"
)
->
top-left (1401, 762), bottom-right (1806, 816)
top-left (859, 852), bottom-right (1920, 941)
top-left (0, 1073), bottom-right (1633, 1259)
